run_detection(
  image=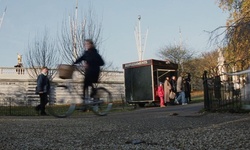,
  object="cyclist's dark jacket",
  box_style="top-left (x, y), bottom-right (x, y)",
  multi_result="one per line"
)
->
top-left (74, 48), bottom-right (104, 84)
